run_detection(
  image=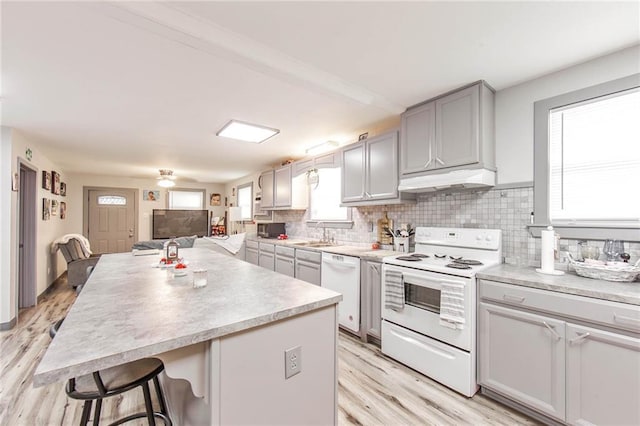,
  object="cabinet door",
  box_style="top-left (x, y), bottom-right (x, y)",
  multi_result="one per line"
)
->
top-left (366, 132), bottom-right (399, 201)
top-left (275, 255), bottom-right (295, 277)
top-left (246, 247), bottom-right (259, 265)
top-left (341, 142), bottom-right (366, 203)
top-left (435, 85), bottom-right (479, 169)
top-left (259, 170), bottom-right (274, 209)
top-left (274, 165), bottom-right (292, 207)
top-left (259, 252), bottom-right (275, 271)
top-left (361, 261), bottom-right (382, 339)
top-left (295, 260), bottom-right (321, 286)
top-left (479, 302), bottom-right (565, 420)
top-left (400, 102), bottom-right (435, 176)
top-left (566, 323), bottom-right (640, 426)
